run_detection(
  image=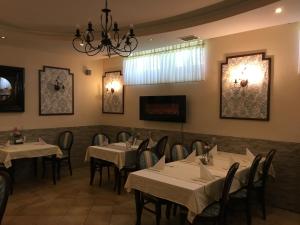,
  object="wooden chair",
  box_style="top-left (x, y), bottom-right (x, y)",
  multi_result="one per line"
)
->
top-left (137, 150), bottom-right (171, 225)
top-left (116, 131), bottom-right (131, 142)
top-left (254, 149), bottom-right (276, 220)
top-left (181, 162), bottom-right (240, 225)
top-left (170, 143), bottom-right (189, 161)
top-left (114, 139), bottom-right (149, 194)
top-left (42, 131), bottom-right (74, 180)
top-left (0, 171), bottom-right (11, 224)
top-left (89, 133), bottom-right (114, 186)
top-left (153, 136), bottom-right (168, 159)
top-left (230, 154), bottom-right (262, 225)
top-left (191, 140), bottom-right (208, 155)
